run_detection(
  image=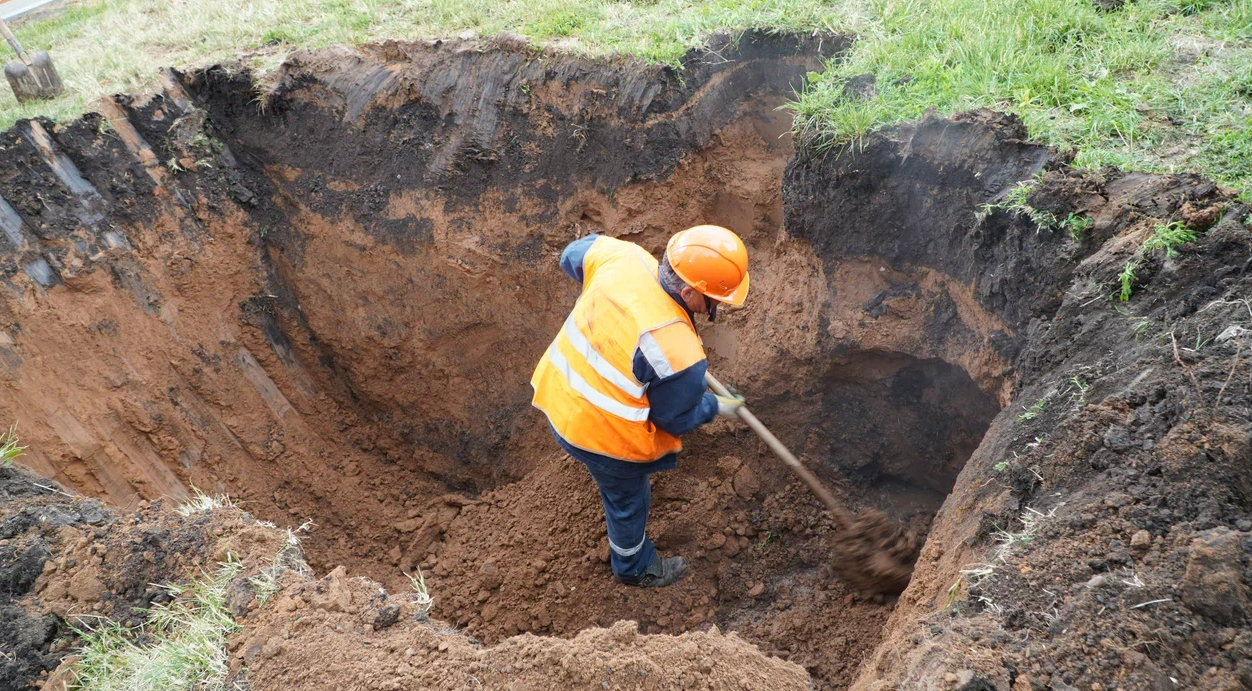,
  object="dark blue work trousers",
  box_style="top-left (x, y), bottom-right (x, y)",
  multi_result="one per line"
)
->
top-left (581, 463), bottom-right (656, 579)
